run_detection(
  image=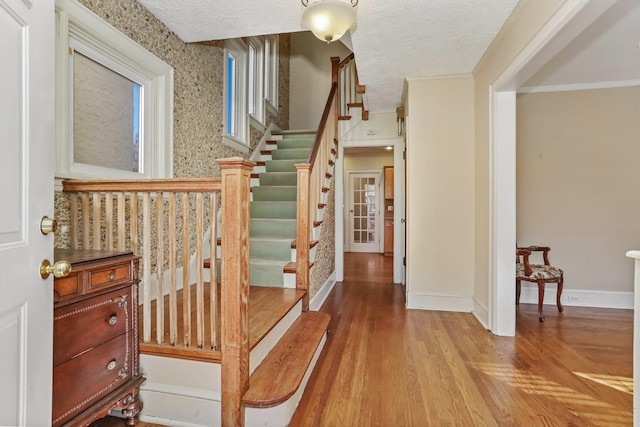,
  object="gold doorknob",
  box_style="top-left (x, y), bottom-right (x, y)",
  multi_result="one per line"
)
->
top-left (40, 216), bottom-right (58, 235)
top-left (40, 260), bottom-right (72, 279)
